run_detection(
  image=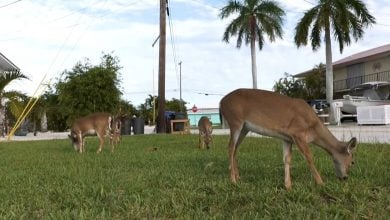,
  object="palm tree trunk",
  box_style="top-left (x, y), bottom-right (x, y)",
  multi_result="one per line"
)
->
top-left (325, 24), bottom-right (336, 124)
top-left (250, 26), bottom-right (258, 89)
top-left (324, 26), bottom-right (333, 103)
